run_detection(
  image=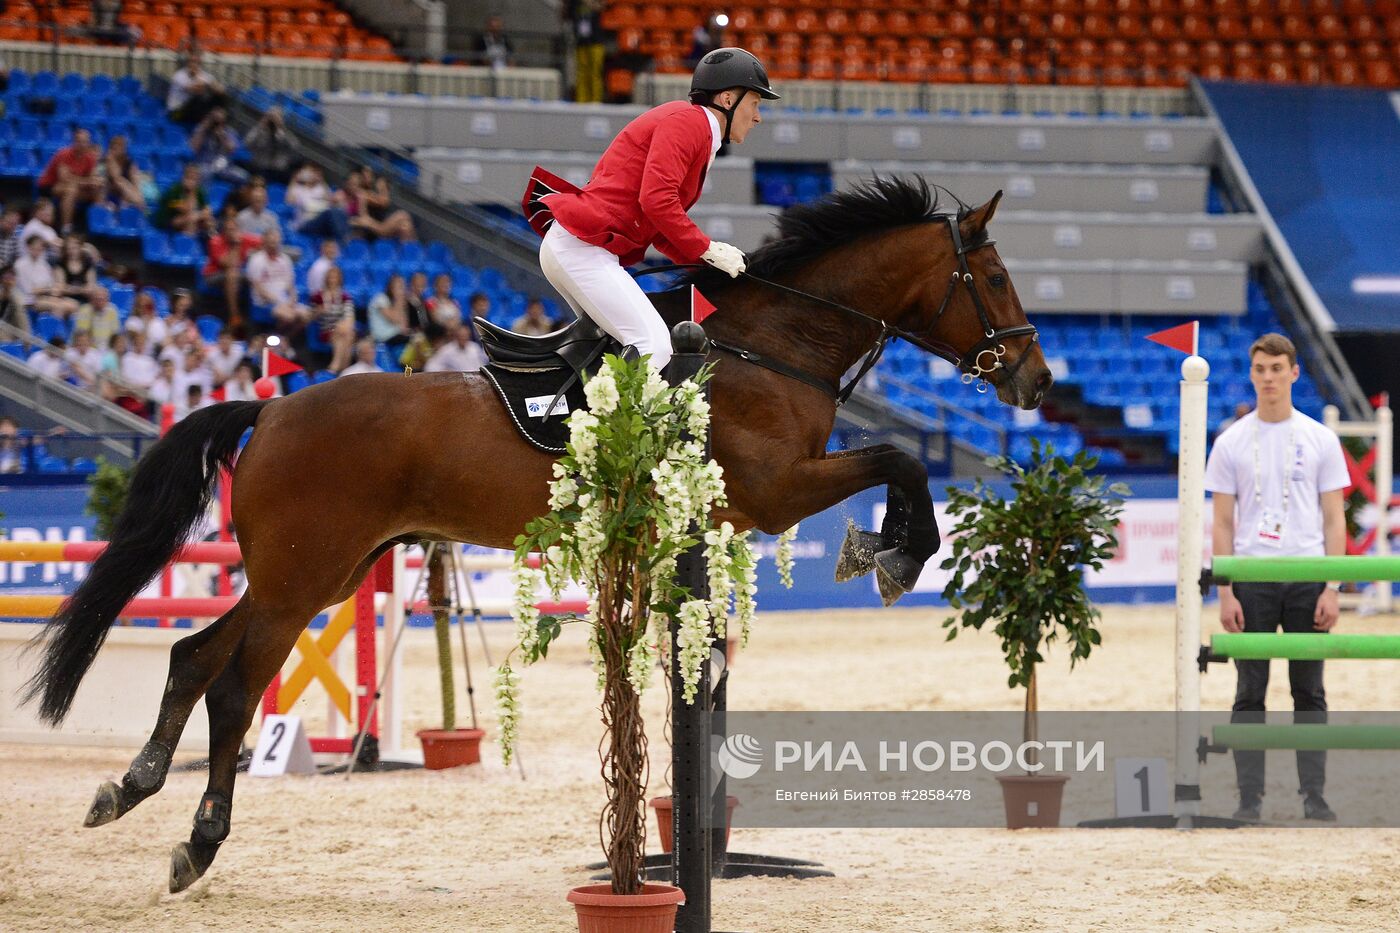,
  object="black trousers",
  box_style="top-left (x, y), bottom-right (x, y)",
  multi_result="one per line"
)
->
top-left (1231, 581), bottom-right (1328, 797)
